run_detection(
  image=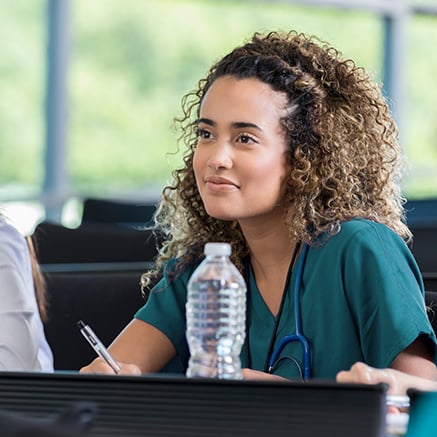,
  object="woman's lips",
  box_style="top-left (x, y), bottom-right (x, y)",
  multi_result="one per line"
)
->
top-left (204, 176), bottom-right (239, 192)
